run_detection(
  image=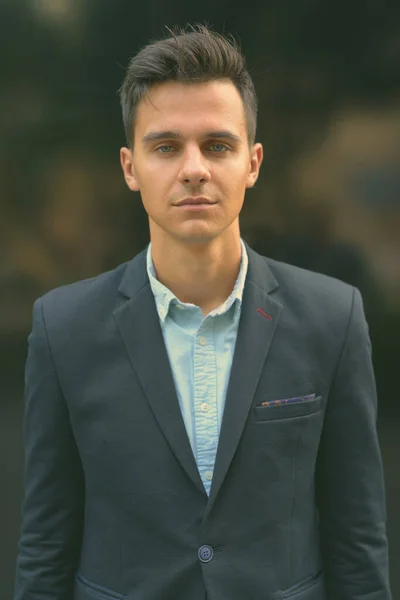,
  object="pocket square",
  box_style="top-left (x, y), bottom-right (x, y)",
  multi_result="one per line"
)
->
top-left (260, 393), bottom-right (316, 407)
